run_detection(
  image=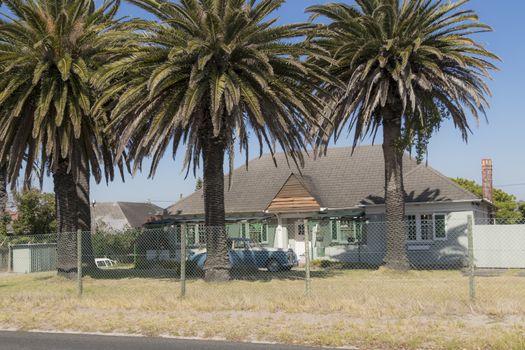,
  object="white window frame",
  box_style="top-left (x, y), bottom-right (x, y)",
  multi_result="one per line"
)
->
top-left (406, 213), bottom-right (448, 242)
top-left (240, 223), bottom-right (269, 244)
top-left (433, 213), bottom-right (448, 241)
top-left (330, 220), bottom-right (366, 245)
